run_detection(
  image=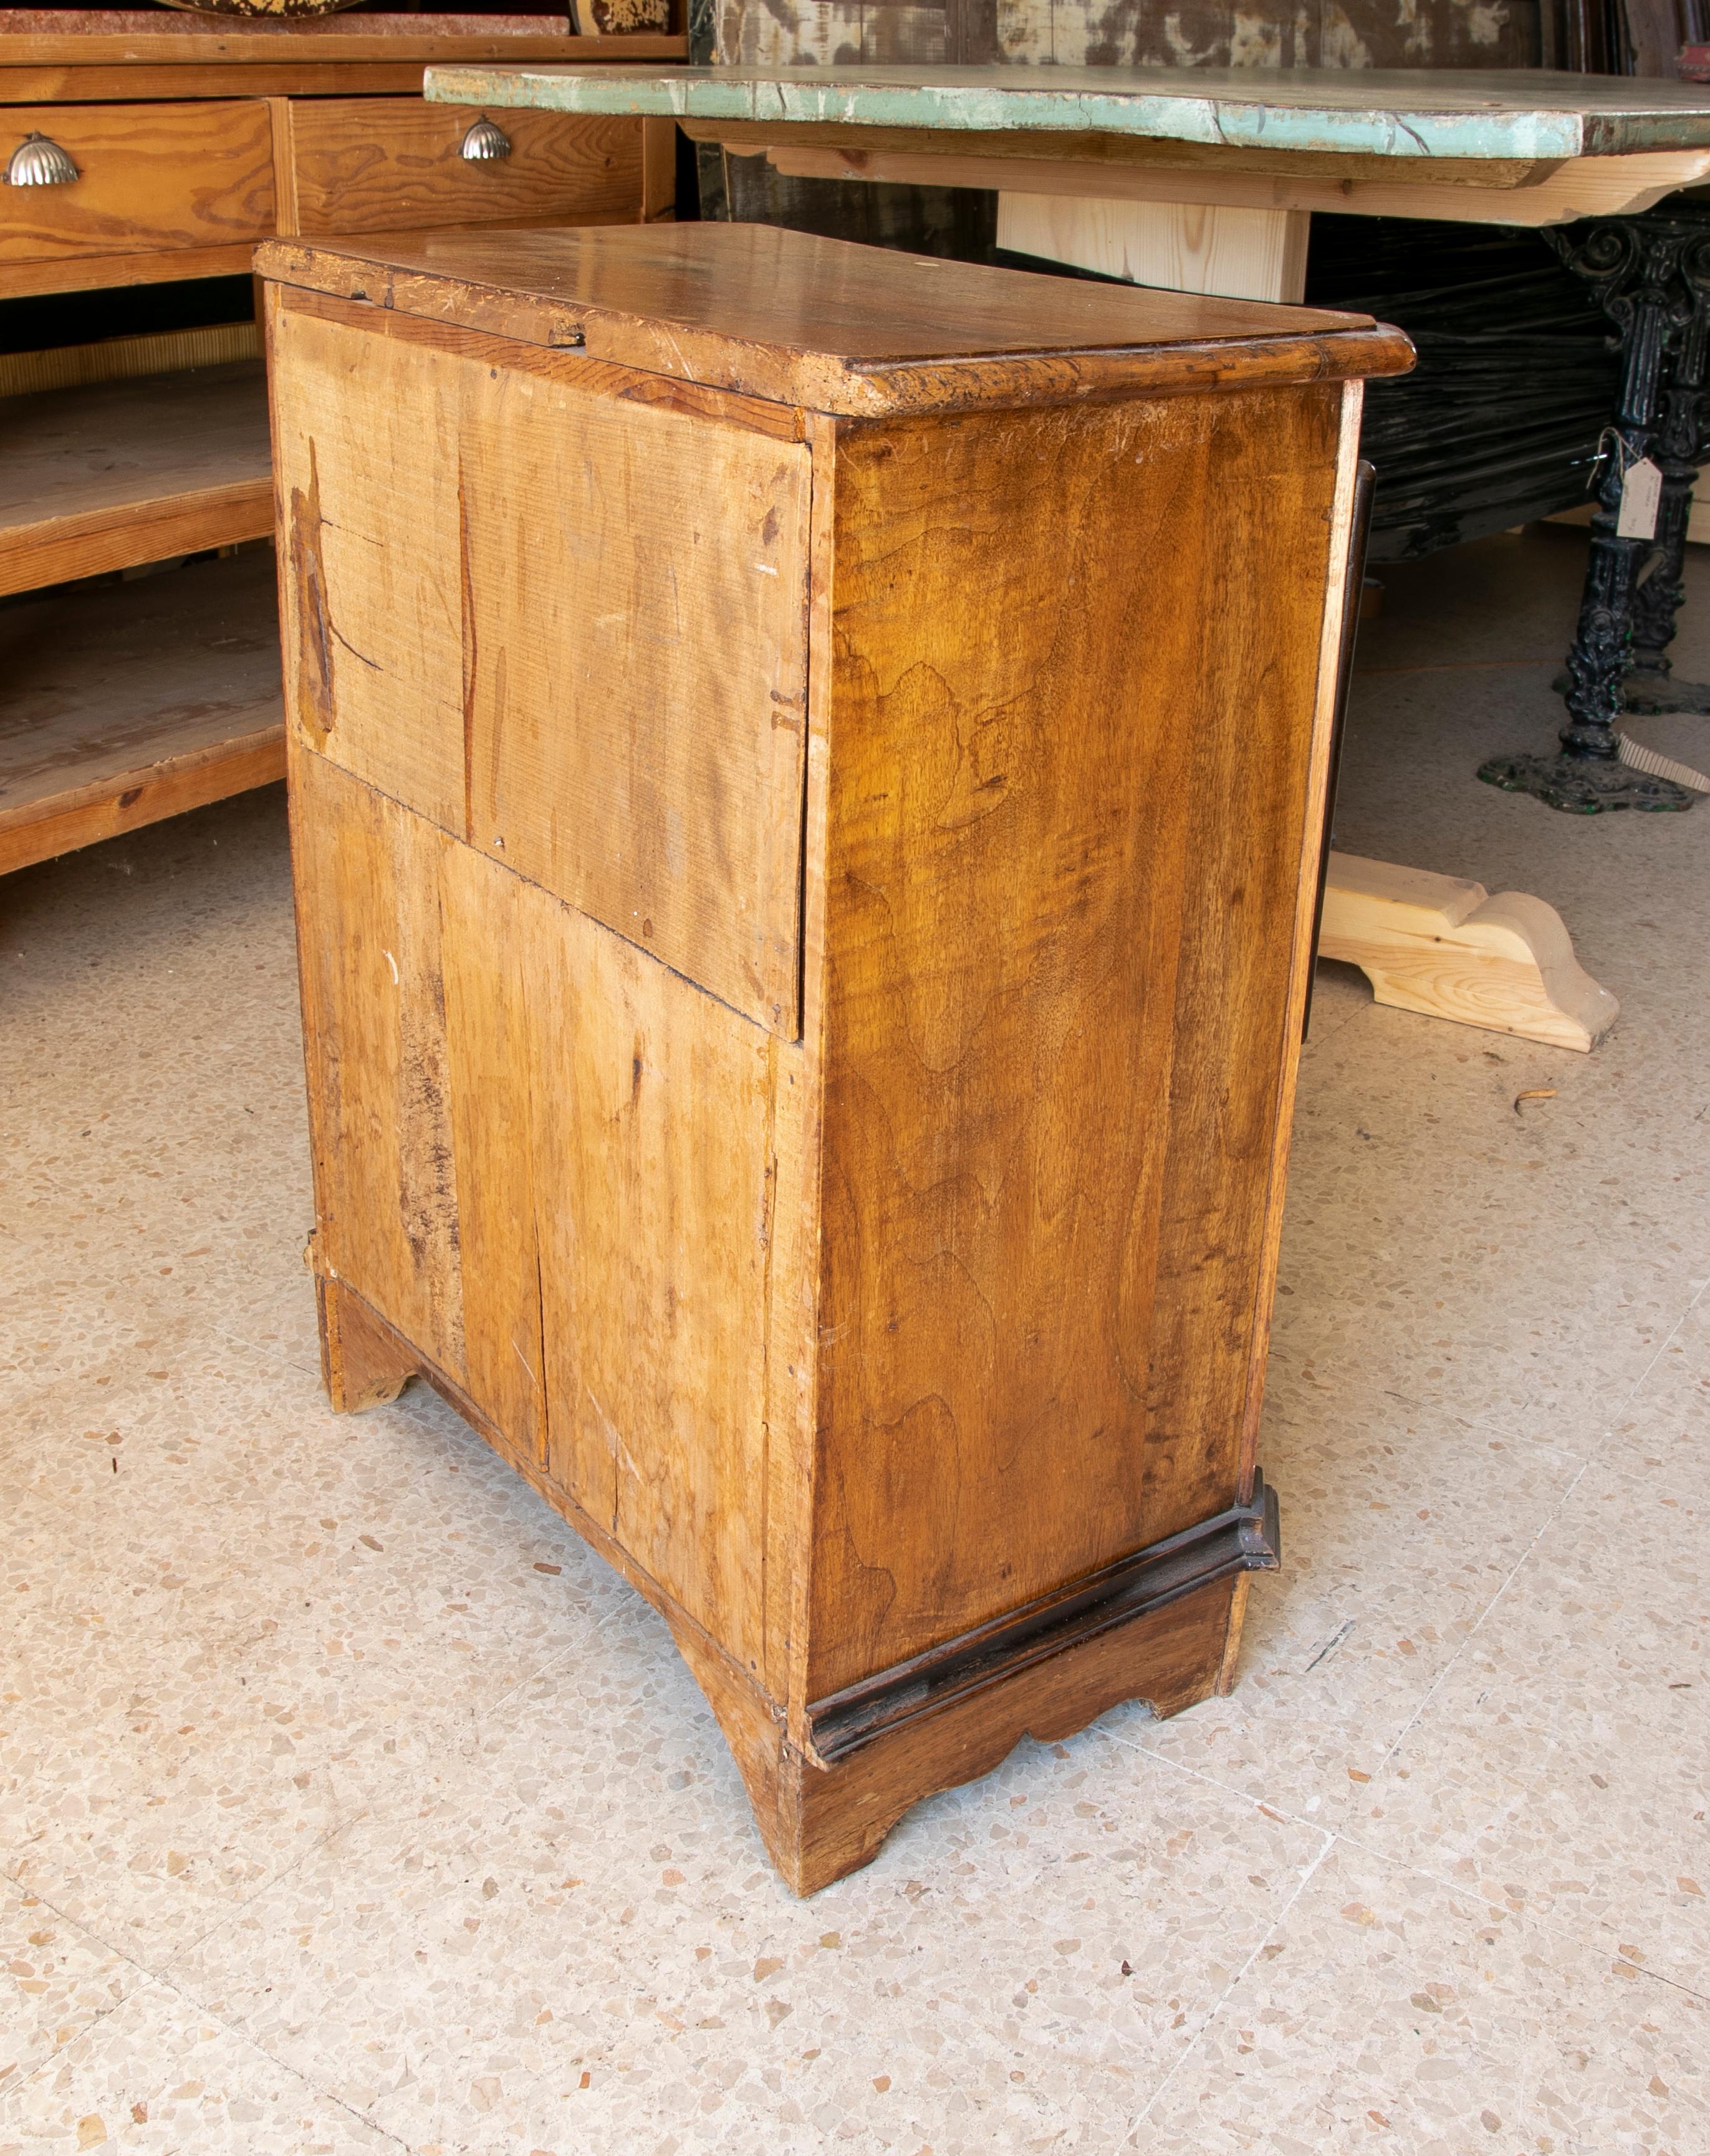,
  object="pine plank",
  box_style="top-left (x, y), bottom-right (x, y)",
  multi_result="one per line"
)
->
top-left (0, 362), bottom-right (273, 597)
top-left (0, 544), bottom-right (283, 874)
top-left (279, 98), bottom-right (648, 237)
top-left (269, 293), bottom-right (814, 1036)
